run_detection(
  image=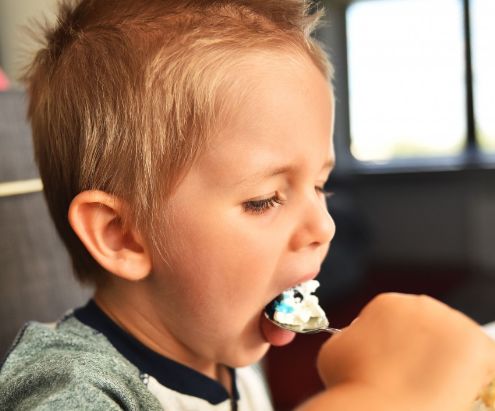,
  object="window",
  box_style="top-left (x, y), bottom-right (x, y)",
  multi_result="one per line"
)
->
top-left (345, 0), bottom-right (493, 165)
top-left (472, 0), bottom-right (495, 152)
